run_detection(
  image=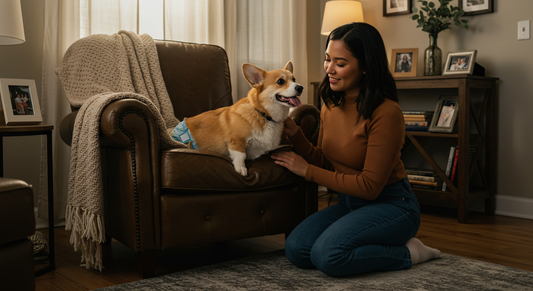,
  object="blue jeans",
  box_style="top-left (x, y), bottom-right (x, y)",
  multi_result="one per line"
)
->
top-left (285, 178), bottom-right (420, 277)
